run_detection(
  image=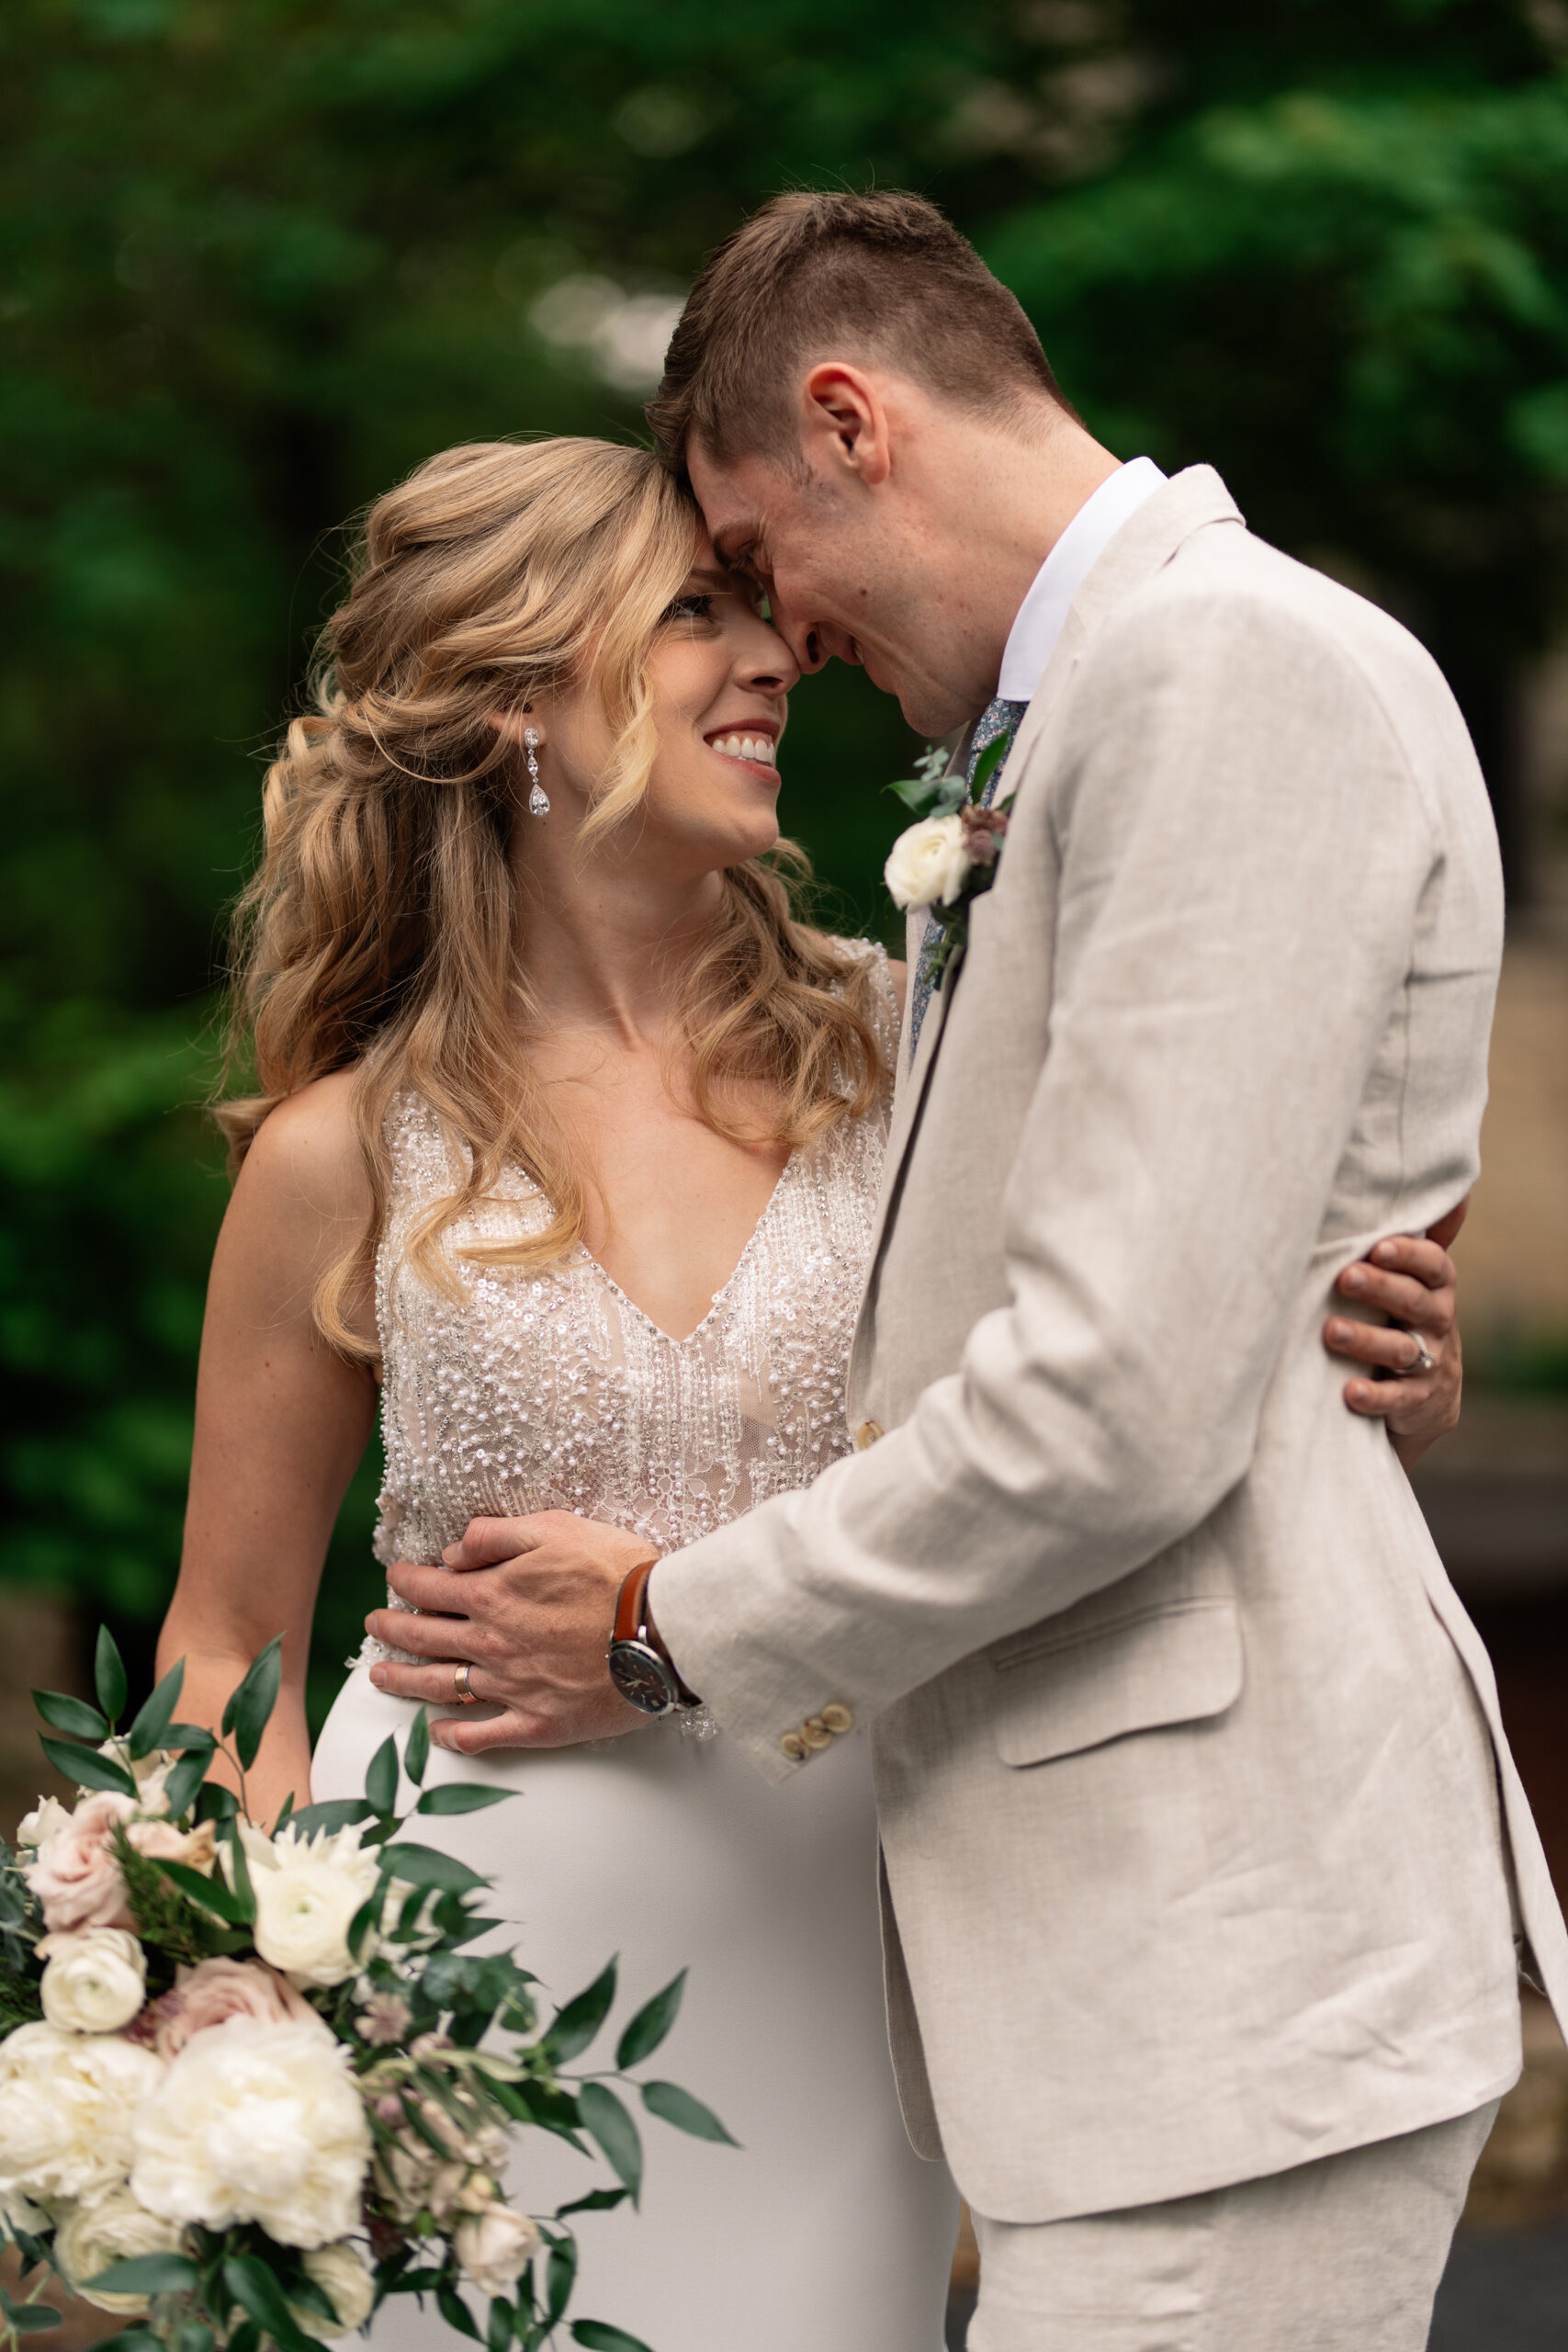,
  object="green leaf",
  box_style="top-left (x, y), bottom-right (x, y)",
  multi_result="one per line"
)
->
top-left (437, 2290), bottom-right (481, 2343)
top-left (570, 2324), bottom-right (654, 2352)
top-left (364, 1732), bottom-right (400, 1817)
top-left (158, 1750), bottom-right (209, 1820)
top-left (164, 1724), bottom-right (218, 1752)
top-left (85, 2333), bottom-right (163, 2352)
top-left (886, 775), bottom-right (944, 814)
top-left (222, 1818), bottom-right (256, 1923)
top-left (86, 2254), bottom-right (202, 2299)
top-left (615, 1969), bottom-right (685, 2070)
top-left (31, 1689), bottom-right (107, 1740)
top-left (404, 1706), bottom-right (431, 1786)
top-left (126, 1659), bottom-right (185, 1761)
top-left (485, 2296), bottom-right (513, 2352)
top-left (7, 2309), bottom-right (62, 2333)
top-left (414, 1783), bottom-right (511, 1816)
top-left (221, 1635), bottom-right (283, 1772)
top-left (284, 1797), bottom-right (373, 1838)
top-left (95, 1627), bottom-right (129, 1725)
top-left (272, 1792), bottom-right (295, 1832)
top-left (195, 1781), bottom-right (240, 1822)
top-left (379, 1841), bottom-right (489, 1894)
top-left (970, 730), bottom-right (1010, 801)
top-left (39, 1736), bottom-right (135, 1797)
top-left (153, 1857), bottom-right (251, 1924)
top-left (553, 2188), bottom-right (628, 2220)
top-left (639, 2080), bottom-right (739, 2146)
top-left (222, 2256), bottom-right (319, 2352)
top-left (543, 1958), bottom-right (617, 2063)
top-left (175, 2323), bottom-right (214, 2352)
top-left (576, 2082), bottom-right (642, 2204)
top-left (544, 2238), bottom-right (576, 2327)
